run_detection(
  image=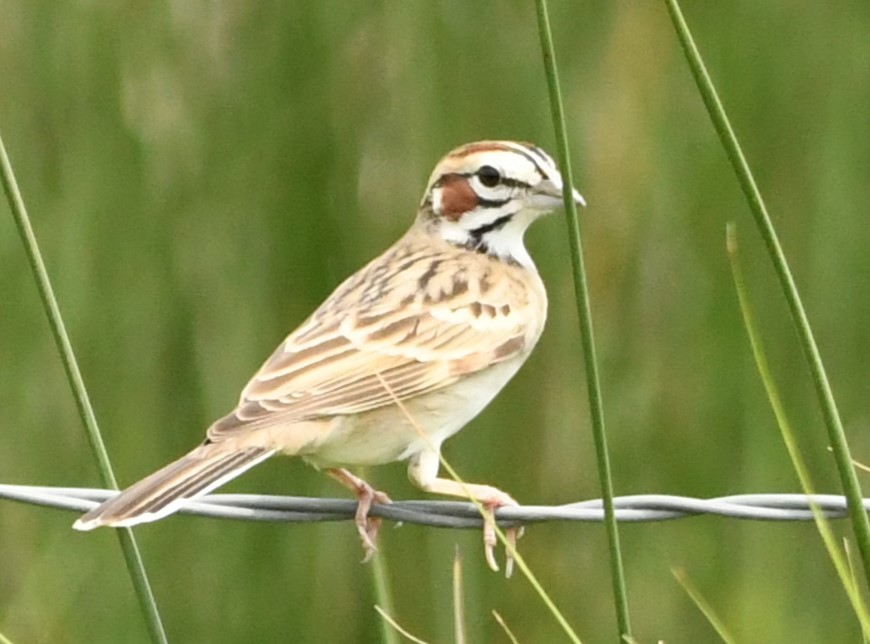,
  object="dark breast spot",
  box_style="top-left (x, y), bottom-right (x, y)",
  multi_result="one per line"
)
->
top-left (479, 271), bottom-right (493, 294)
top-left (451, 277), bottom-right (469, 297)
top-left (417, 259), bottom-right (443, 289)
